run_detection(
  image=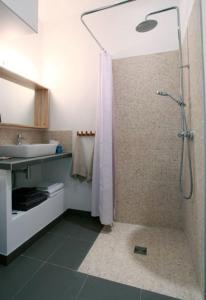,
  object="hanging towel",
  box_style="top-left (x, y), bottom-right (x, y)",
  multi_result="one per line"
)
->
top-left (72, 136), bottom-right (94, 181)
